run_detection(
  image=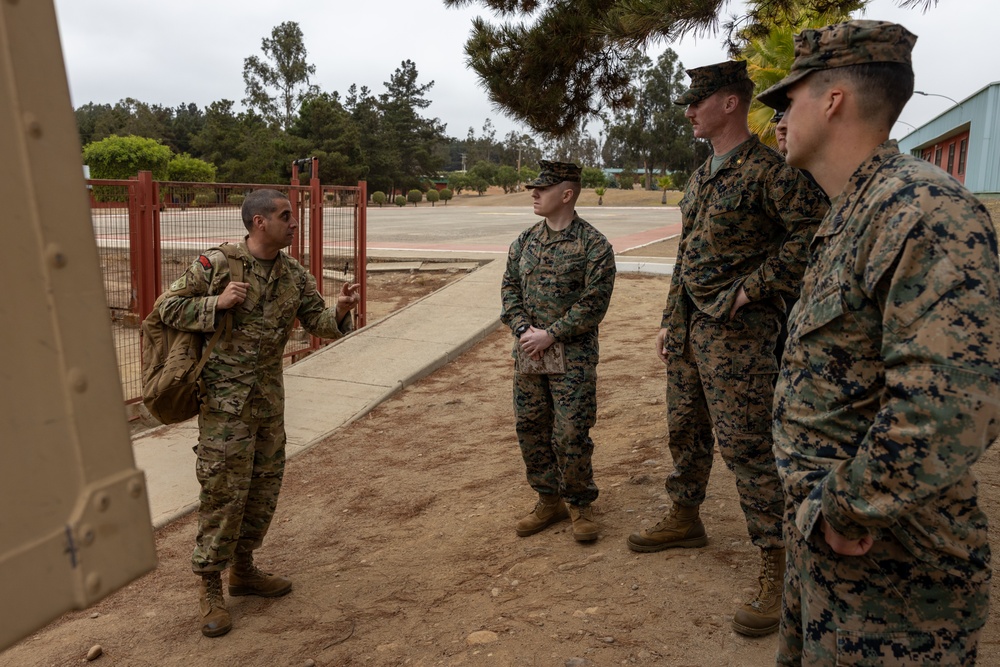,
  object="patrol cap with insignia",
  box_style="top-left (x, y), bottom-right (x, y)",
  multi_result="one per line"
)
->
top-left (675, 60), bottom-right (750, 106)
top-left (525, 160), bottom-right (582, 189)
top-left (757, 20), bottom-right (917, 109)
